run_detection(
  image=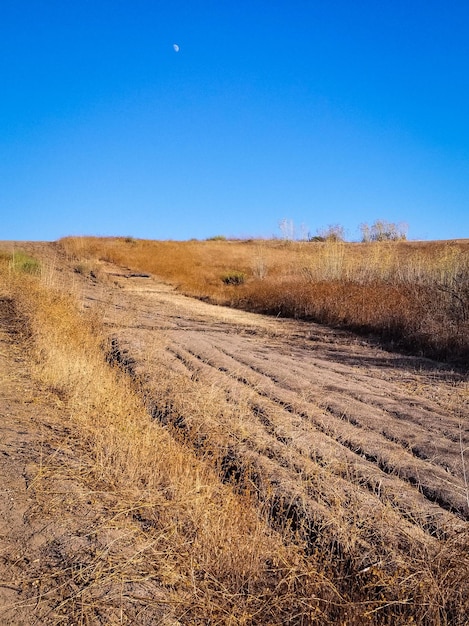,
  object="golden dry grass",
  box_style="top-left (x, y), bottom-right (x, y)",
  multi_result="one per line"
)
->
top-left (60, 236), bottom-right (469, 367)
top-left (1, 247), bottom-right (469, 624)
